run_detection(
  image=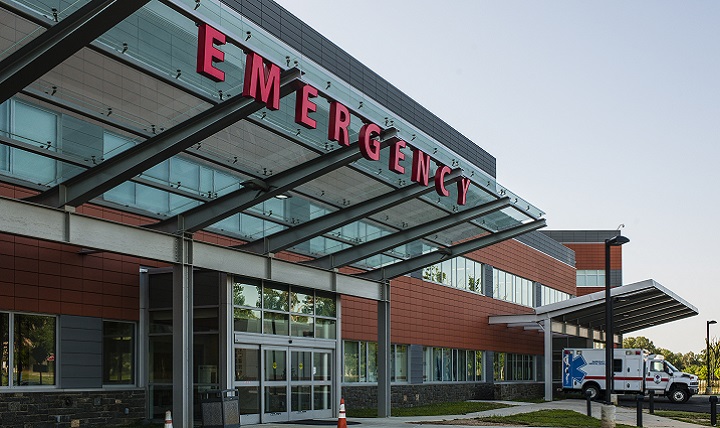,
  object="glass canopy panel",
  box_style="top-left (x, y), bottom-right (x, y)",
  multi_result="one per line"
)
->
top-left (0, 8), bottom-right (46, 61)
top-left (168, 0), bottom-right (544, 219)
